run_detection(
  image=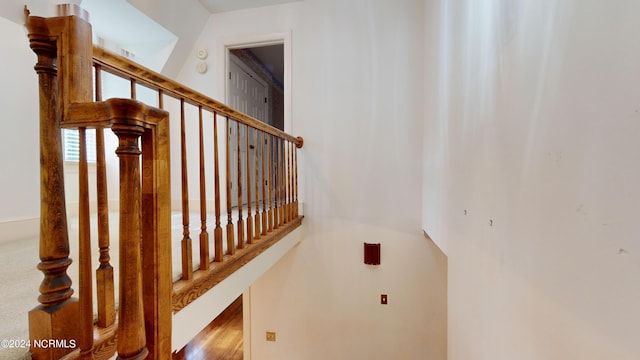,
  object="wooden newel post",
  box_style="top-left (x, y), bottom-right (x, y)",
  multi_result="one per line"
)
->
top-left (113, 122), bottom-right (149, 360)
top-left (26, 14), bottom-right (80, 360)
